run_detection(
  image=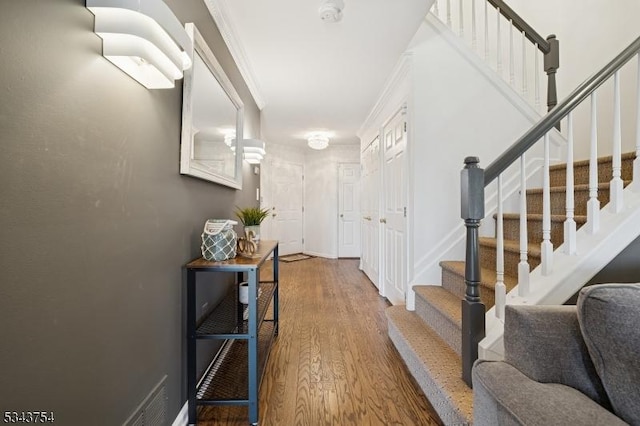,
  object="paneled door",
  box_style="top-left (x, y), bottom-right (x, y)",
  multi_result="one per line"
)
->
top-left (382, 108), bottom-right (407, 305)
top-left (338, 163), bottom-right (361, 258)
top-left (262, 159), bottom-right (304, 256)
top-left (360, 137), bottom-right (380, 288)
